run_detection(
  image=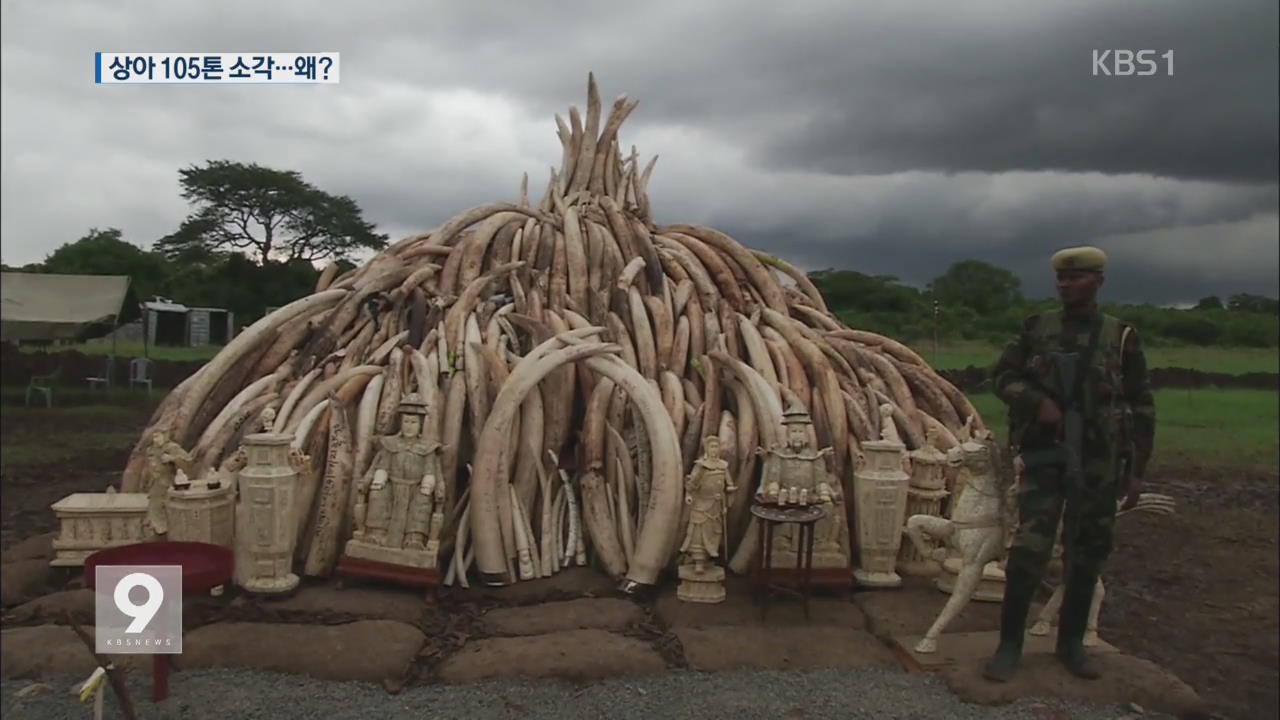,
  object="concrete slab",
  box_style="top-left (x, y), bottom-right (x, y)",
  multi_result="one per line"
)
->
top-left (893, 628), bottom-right (1119, 671)
top-left (468, 568), bottom-right (618, 606)
top-left (655, 576), bottom-right (867, 629)
top-left (177, 620), bottom-right (424, 683)
top-left (258, 584), bottom-right (428, 628)
top-left (437, 629), bottom-right (665, 683)
top-left (0, 625), bottom-right (150, 678)
top-left (854, 577), bottom-right (1042, 640)
top-left (481, 598), bottom-right (644, 636)
top-left (673, 626), bottom-right (897, 672)
top-left (941, 651), bottom-right (1208, 719)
